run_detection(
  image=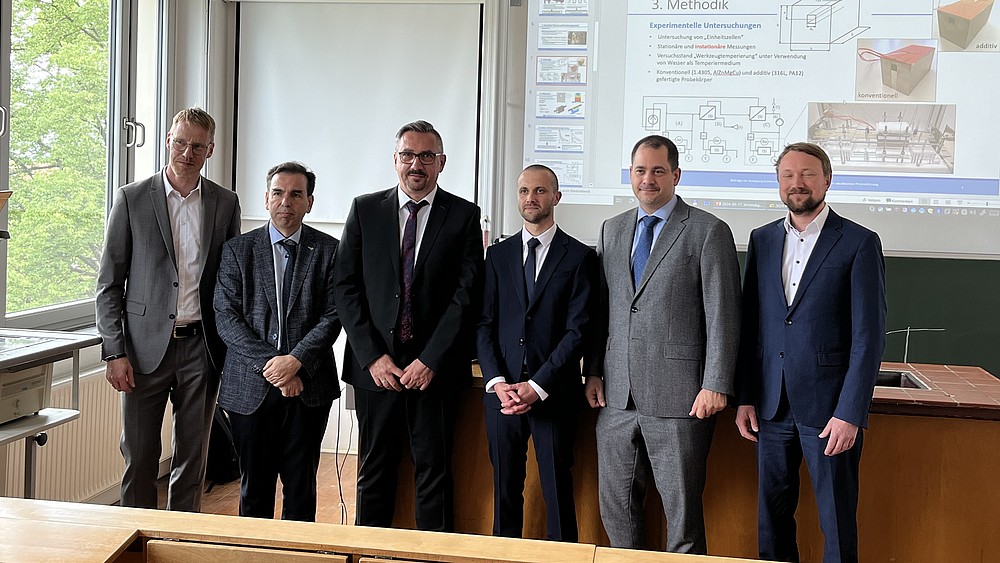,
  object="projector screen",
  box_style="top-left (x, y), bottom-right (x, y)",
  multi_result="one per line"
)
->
top-left (520, 0), bottom-right (1000, 257)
